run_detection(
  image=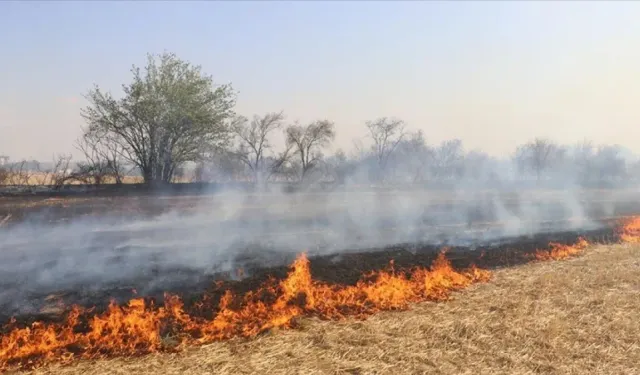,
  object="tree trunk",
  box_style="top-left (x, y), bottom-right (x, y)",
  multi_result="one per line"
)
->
top-left (142, 166), bottom-right (155, 185)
